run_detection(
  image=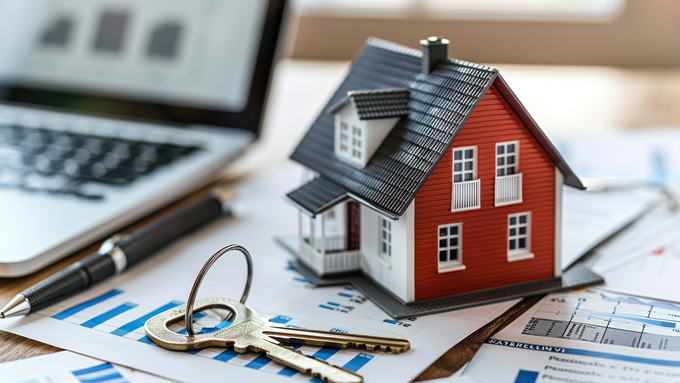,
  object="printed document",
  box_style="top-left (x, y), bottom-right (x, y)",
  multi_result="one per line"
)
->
top-left (0, 165), bottom-right (516, 383)
top-left (0, 351), bottom-right (173, 383)
top-left (463, 289), bottom-right (680, 383)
